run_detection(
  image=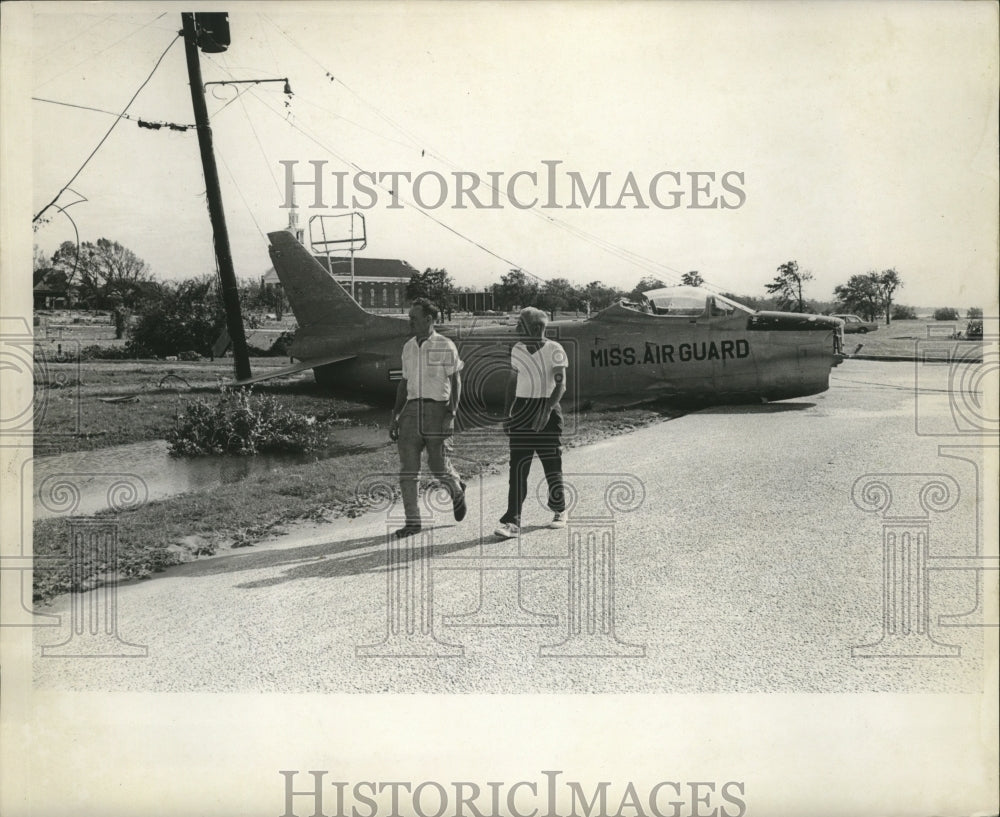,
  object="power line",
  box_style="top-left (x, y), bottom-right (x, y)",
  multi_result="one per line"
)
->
top-left (198, 54), bottom-right (286, 201)
top-left (33, 14), bottom-right (116, 66)
top-left (203, 20), bottom-right (700, 291)
top-left (255, 16), bottom-right (695, 288)
top-left (33, 33), bottom-right (181, 225)
top-left (35, 12), bottom-right (170, 90)
top-left (249, 89), bottom-right (537, 277)
top-left (261, 14), bottom-right (429, 155)
top-left (32, 96), bottom-right (193, 130)
top-left (217, 149), bottom-right (270, 246)
top-left (236, 87), bottom-right (283, 199)
top-left (199, 49), bottom-right (534, 278)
